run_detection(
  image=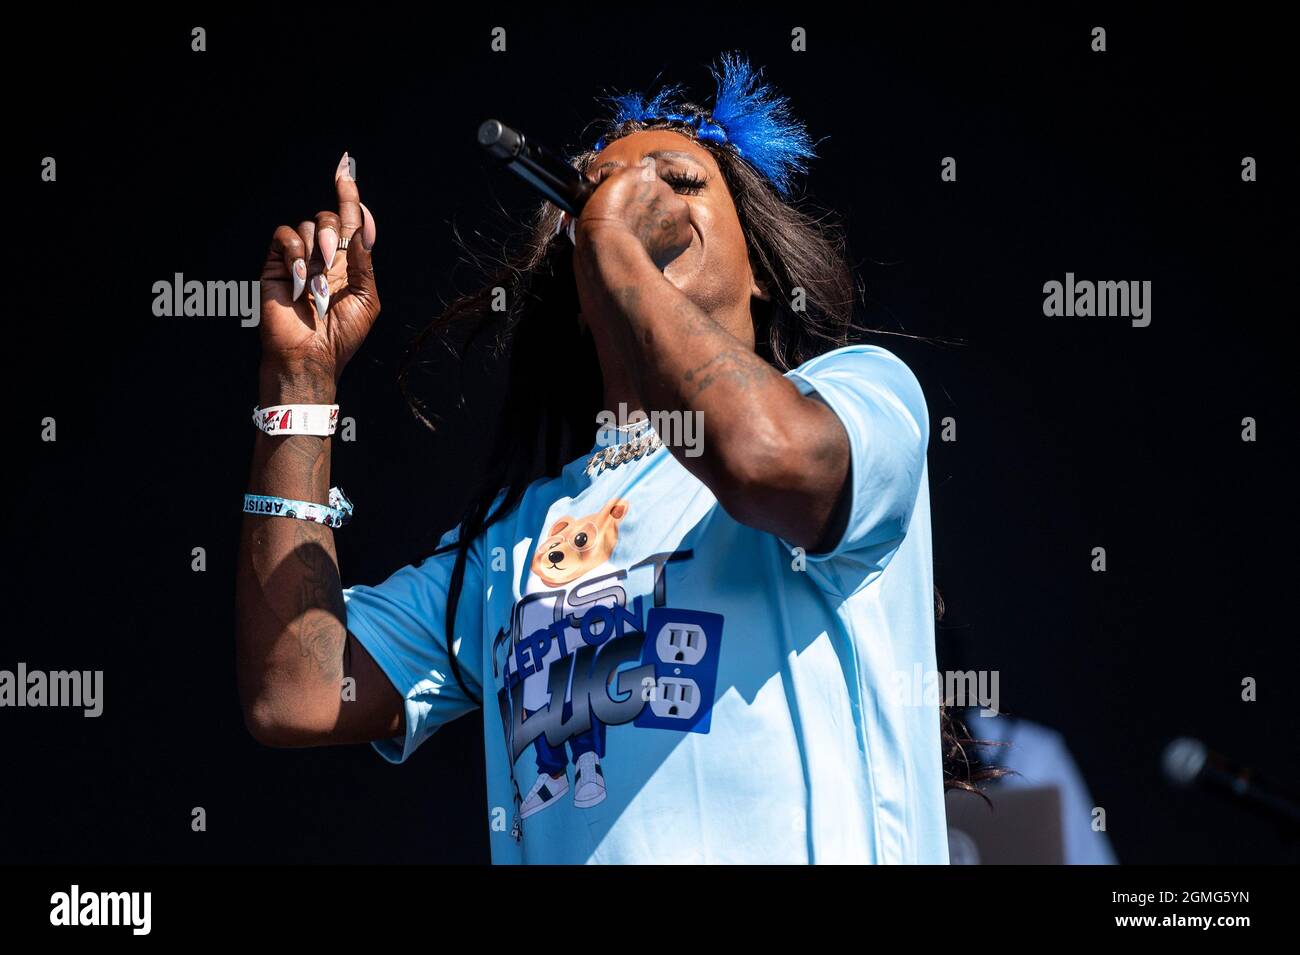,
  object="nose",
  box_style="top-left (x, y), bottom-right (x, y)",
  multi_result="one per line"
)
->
top-left (547, 550), bottom-right (565, 564)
